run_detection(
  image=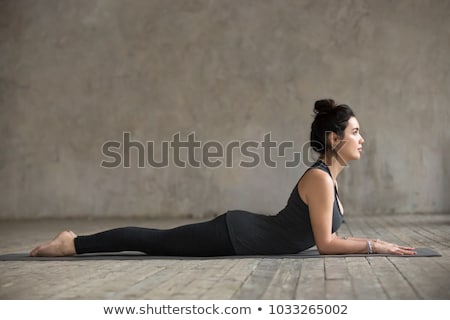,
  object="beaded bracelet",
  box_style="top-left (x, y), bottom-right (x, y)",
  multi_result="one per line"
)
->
top-left (367, 240), bottom-right (373, 254)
